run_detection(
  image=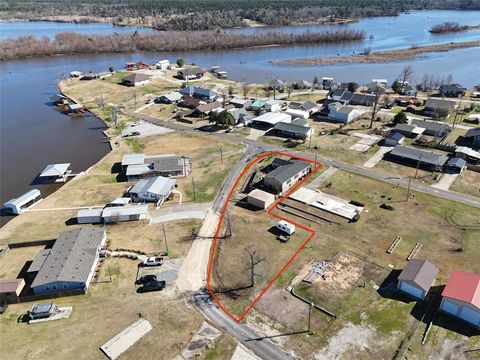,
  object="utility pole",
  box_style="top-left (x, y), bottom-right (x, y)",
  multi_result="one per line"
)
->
top-left (220, 146), bottom-right (223, 164)
top-left (414, 154), bottom-right (422, 179)
top-left (308, 134), bottom-right (312, 149)
top-left (162, 224), bottom-right (169, 255)
top-left (308, 302), bottom-right (314, 335)
top-left (191, 176), bottom-right (196, 201)
top-left (406, 177), bottom-right (412, 202)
